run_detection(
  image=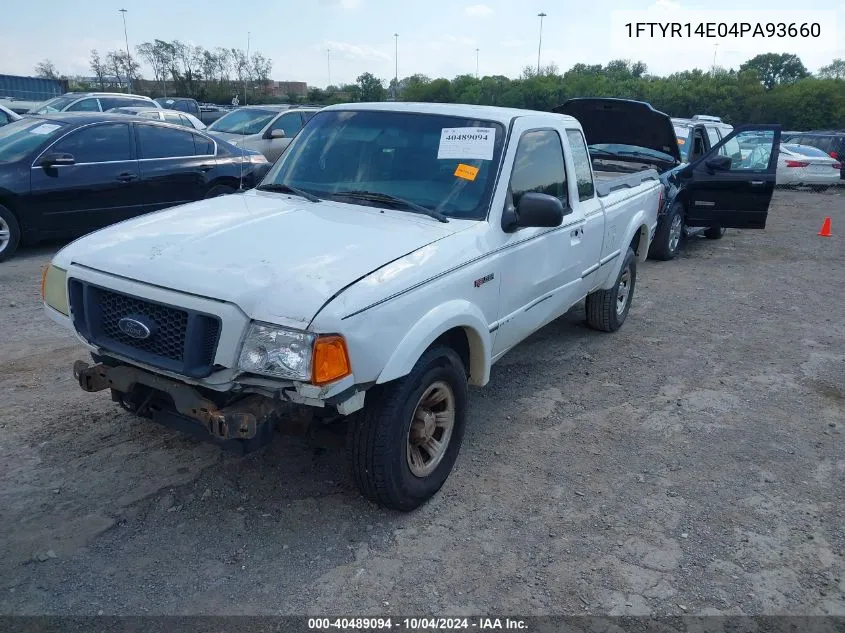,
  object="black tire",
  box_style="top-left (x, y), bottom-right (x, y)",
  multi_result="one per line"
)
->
top-left (648, 202), bottom-right (684, 261)
top-left (585, 247), bottom-right (637, 333)
top-left (0, 204), bottom-right (21, 263)
top-left (704, 225), bottom-right (727, 240)
top-left (348, 345), bottom-right (468, 512)
top-left (205, 184), bottom-right (236, 199)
